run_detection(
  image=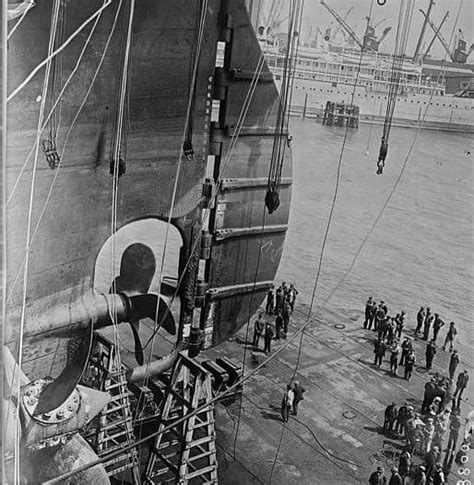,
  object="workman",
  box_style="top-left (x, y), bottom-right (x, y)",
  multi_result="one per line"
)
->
top-left (263, 322), bottom-right (274, 354)
top-left (266, 287), bottom-right (274, 315)
top-left (369, 466), bottom-right (387, 485)
top-left (432, 314), bottom-right (444, 343)
top-left (292, 381), bottom-right (305, 416)
top-left (253, 313), bottom-right (265, 348)
top-left (448, 350), bottom-right (460, 380)
top-left (425, 341), bottom-right (437, 371)
top-left (423, 309), bottom-right (434, 341)
top-left (415, 307), bottom-right (426, 335)
top-left (404, 349), bottom-right (416, 381)
top-left (399, 337), bottom-right (412, 366)
top-left (281, 384), bottom-right (294, 423)
top-left (453, 370), bottom-right (469, 405)
top-left (442, 322), bottom-right (457, 352)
